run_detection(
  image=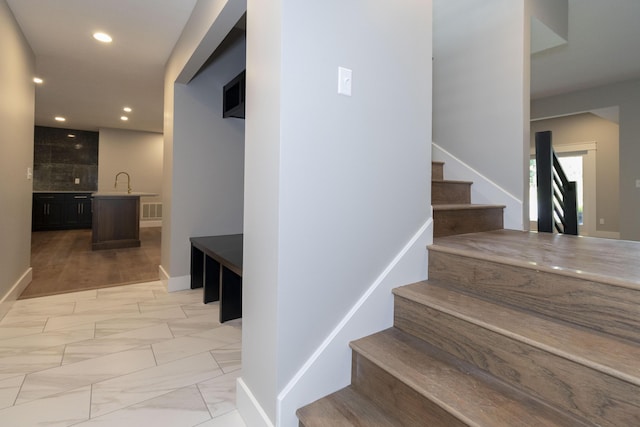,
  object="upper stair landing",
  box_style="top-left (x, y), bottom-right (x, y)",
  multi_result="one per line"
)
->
top-left (431, 229), bottom-right (640, 289)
